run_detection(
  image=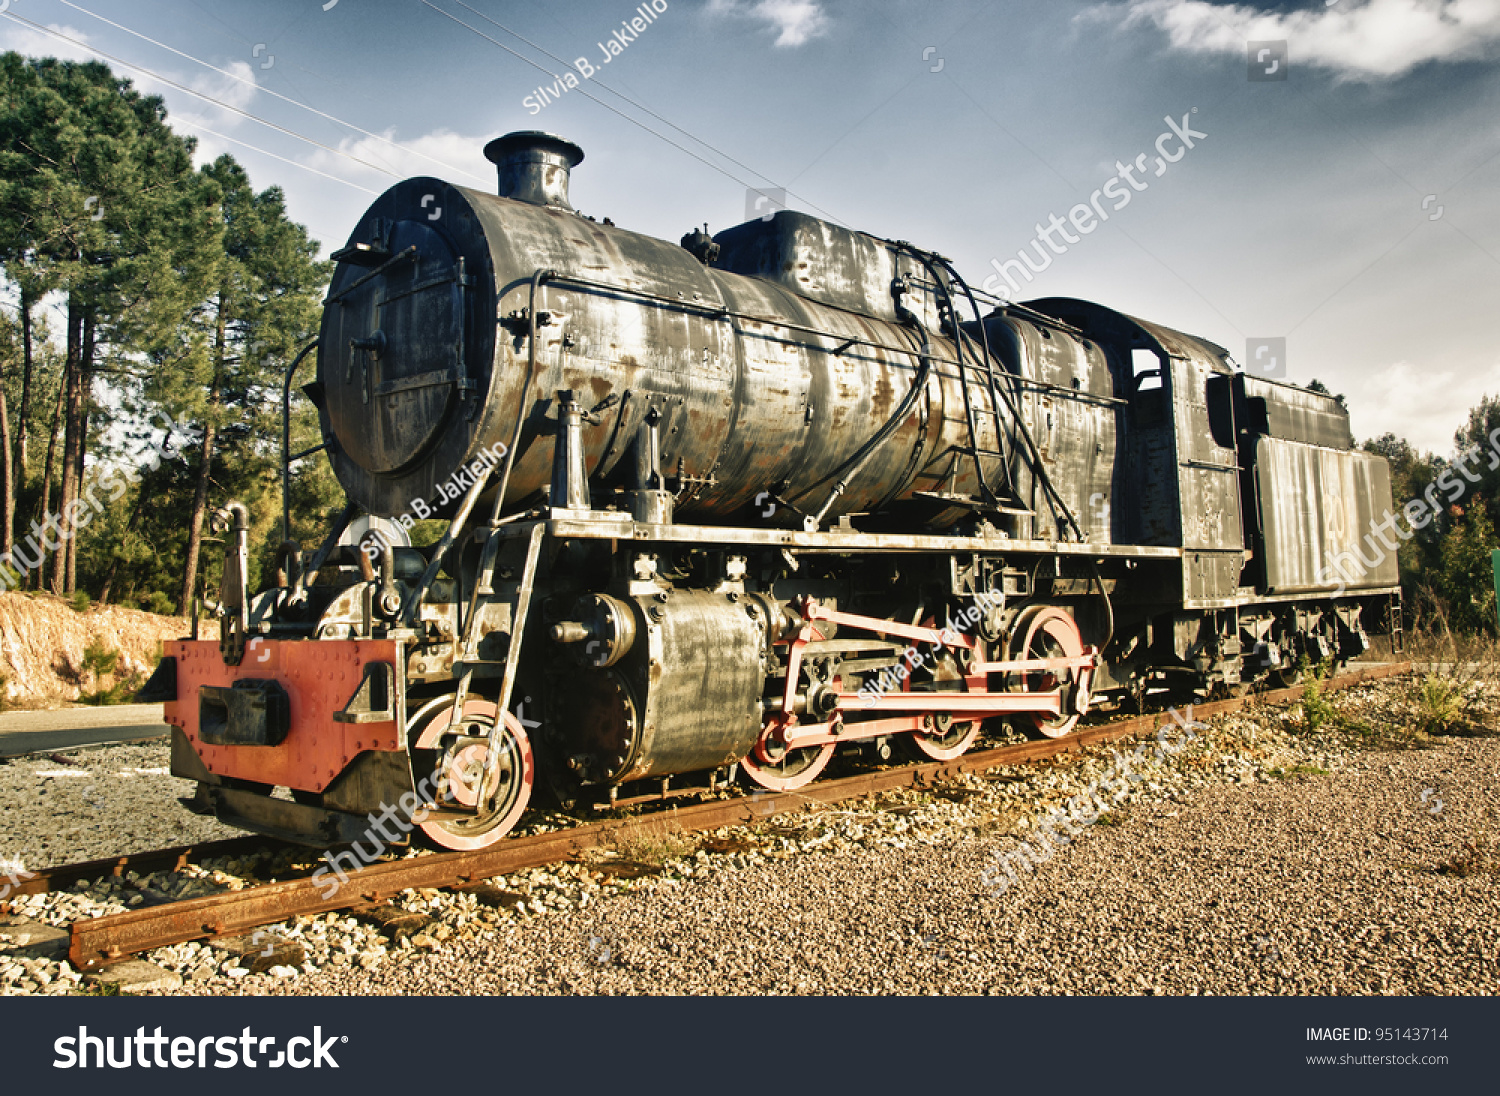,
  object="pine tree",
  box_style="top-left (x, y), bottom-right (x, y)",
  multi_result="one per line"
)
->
top-left (0, 54), bottom-right (219, 594)
top-left (168, 156), bottom-right (330, 613)
top-left (1438, 504), bottom-right (1497, 636)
